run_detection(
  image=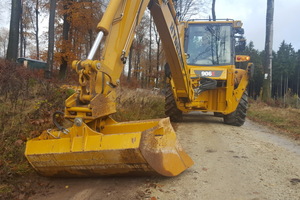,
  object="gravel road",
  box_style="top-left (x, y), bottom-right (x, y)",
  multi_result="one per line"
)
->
top-left (29, 113), bottom-right (300, 200)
